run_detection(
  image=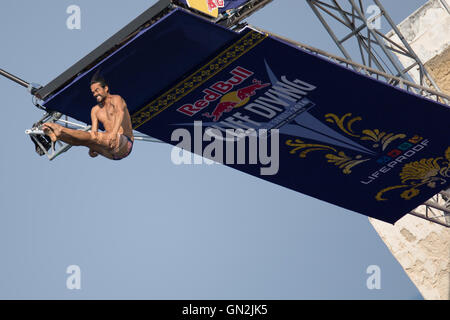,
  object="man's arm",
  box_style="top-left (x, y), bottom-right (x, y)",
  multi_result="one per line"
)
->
top-left (111, 96), bottom-right (125, 135)
top-left (108, 96), bottom-right (126, 148)
top-left (89, 106), bottom-right (99, 157)
top-left (90, 106), bottom-right (99, 137)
